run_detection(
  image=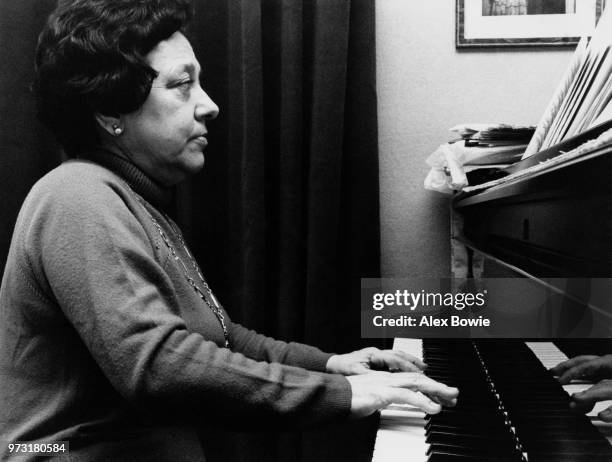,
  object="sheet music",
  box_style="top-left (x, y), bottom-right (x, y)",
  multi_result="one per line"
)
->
top-left (524, 3), bottom-right (612, 156)
top-left (523, 36), bottom-right (588, 158)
